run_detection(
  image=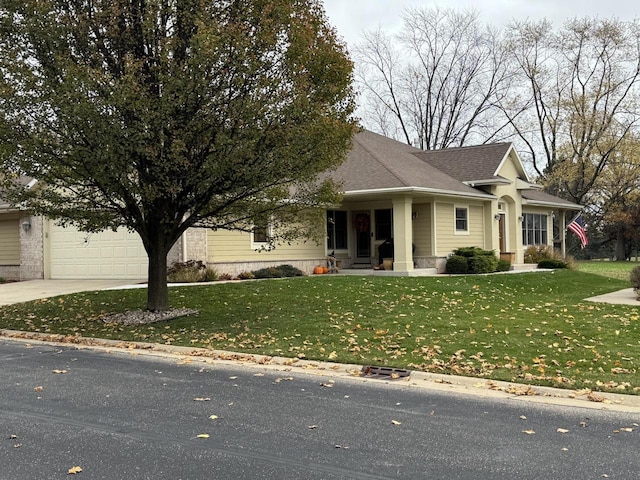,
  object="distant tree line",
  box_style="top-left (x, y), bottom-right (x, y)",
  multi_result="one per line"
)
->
top-left (354, 7), bottom-right (640, 260)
